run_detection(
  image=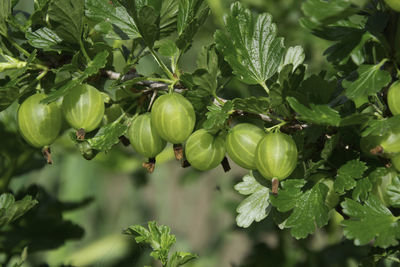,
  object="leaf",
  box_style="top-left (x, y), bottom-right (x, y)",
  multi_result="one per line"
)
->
top-left (234, 174), bottom-right (270, 228)
top-left (321, 134), bottom-right (339, 160)
top-left (42, 51), bottom-right (109, 103)
top-left (160, 0), bottom-right (179, 37)
top-left (176, 0), bottom-right (209, 51)
top-left (202, 101), bottom-right (233, 130)
top-left (334, 159), bottom-right (367, 194)
top-left (87, 121), bottom-right (128, 151)
top-left (302, 0), bottom-right (356, 25)
top-left (352, 177), bottom-right (372, 202)
top-left (0, 0), bottom-right (11, 36)
top-left (0, 193), bottom-right (38, 227)
top-left (124, 221), bottom-right (176, 265)
top-left (270, 179), bottom-right (330, 239)
top-left (48, 0), bottom-right (84, 44)
top-left (133, 5), bottom-right (160, 48)
top-left (361, 115), bottom-right (400, 137)
top-left (287, 97), bottom-right (341, 126)
top-left (191, 46), bottom-right (220, 95)
top-left (387, 176), bottom-right (400, 208)
top-left (157, 39), bottom-right (178, 57)
top-left (85, 0), bottom-right (140, 40)
top-left (232, 97), bottom-right (270, 115)
top-left (342, 63), bottom-right (392, 104)
top-left (215, 2), bottom-right (284, 87)
top-left (280, 46), bottom-right (305, 72)
top-left (26, 27), bottom-right (64, 52)
top-left (341, 196), bottom-right (400, 248)
top-left (168, 252), bottom-right (198, 267)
